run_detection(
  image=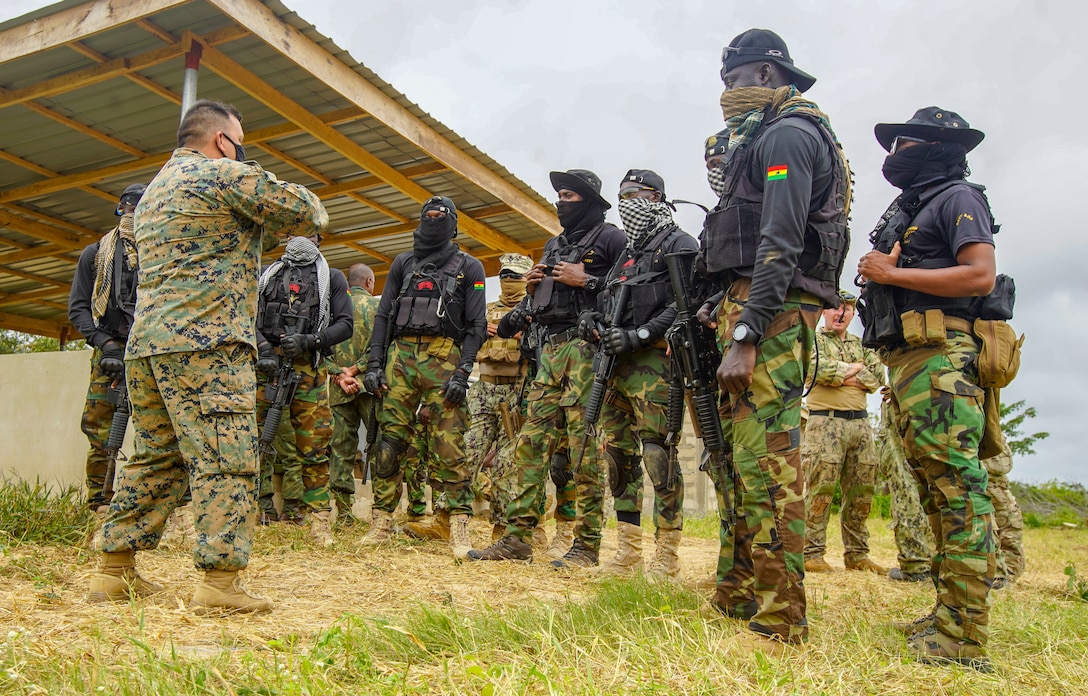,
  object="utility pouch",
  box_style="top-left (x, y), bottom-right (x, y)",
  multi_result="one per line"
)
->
top-left (900, 311), bottom-right (927, 347)
top-left (979, 386), bottom-right (1004, 460)
top-left (395, 296), bottom-right (442, 334)
top-left (426, 336), bottom-right (455, 361)
top-left (973, 319), bottom-right (1023, 389)
top-left (701, 203), bottom-right (761, 275)
top-left (857, 282), bottom-right (903, 349)
top-left (531, 277), bottom-right (555, 312)
top-left (972, 274), bottom-right (1016, 321)
top-left (924, 309), bottom-right (946, 344)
